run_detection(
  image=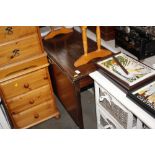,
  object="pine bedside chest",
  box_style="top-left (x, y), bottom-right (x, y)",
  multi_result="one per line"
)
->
top-left (0, 26), bottom-right (59, 128)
